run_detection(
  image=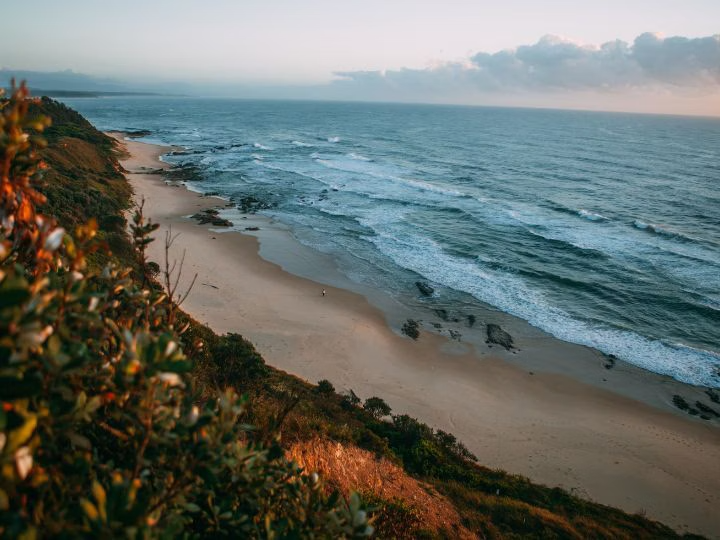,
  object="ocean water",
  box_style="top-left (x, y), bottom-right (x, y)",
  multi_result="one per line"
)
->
top-left (62, 97), bottom-right (720, 387)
